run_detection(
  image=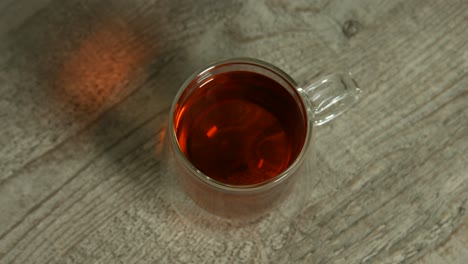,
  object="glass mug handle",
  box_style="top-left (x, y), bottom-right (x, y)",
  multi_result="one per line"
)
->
top-left (300, 72), bottom-right (363, 126)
